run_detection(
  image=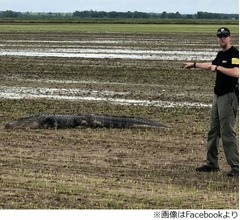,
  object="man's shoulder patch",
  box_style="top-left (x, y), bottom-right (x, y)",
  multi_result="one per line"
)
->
top-left (232, 58), bottom-right (239, 65)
